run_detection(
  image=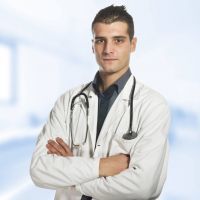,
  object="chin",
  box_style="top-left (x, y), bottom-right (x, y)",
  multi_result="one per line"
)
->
top-left (99, 68), bottom-right (116, 74)
top-left (99, 65), bottom-right (116, 73)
